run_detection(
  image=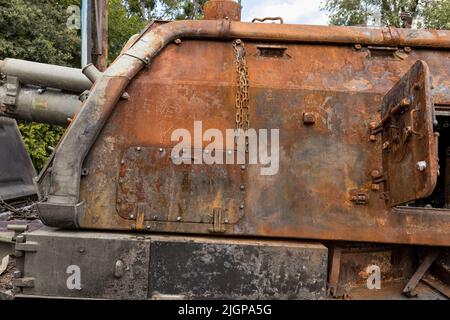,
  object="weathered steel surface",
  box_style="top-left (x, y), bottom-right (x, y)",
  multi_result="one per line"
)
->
top-left (33, 18), bottom-right (450, 246)
top-left (17, 228), bottom-right (150, 299)
top-left (14, 227), bottom-right (327, 300)
top-left (381, 61), bottom-right (438, 206)
top-left (149, 237), bottom-right (328, 299)
top-left (73, 39), bottom-right (450, 246)
top-left (116, 147), bottom-right (244, 227)
top-left (204, 0), bottom-right (241, 22)
top-left (0, 117), bottom-right (36, 201)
